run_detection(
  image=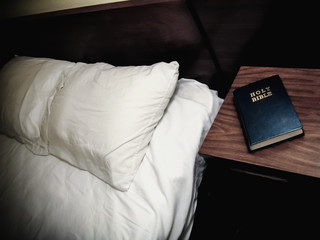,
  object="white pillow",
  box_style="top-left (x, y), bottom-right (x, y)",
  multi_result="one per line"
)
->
top-left (48, 61), bottom-right (179, 191)
top-left (0, 56), bottom-right (75, 154)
